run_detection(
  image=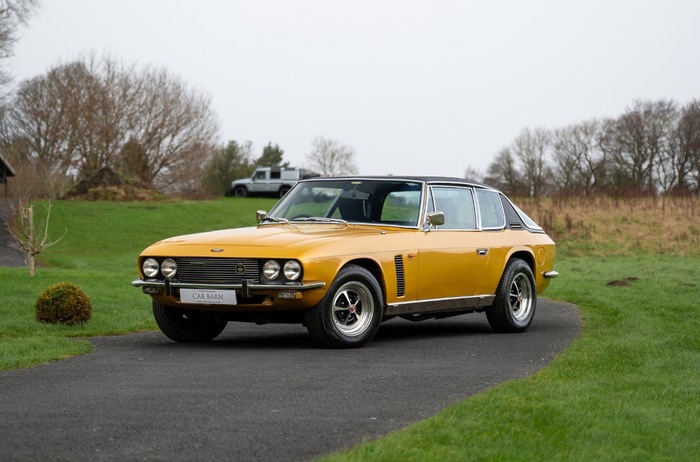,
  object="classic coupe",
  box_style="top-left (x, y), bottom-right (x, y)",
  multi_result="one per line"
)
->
top-left (132, 176), bottom-right (558, 348)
